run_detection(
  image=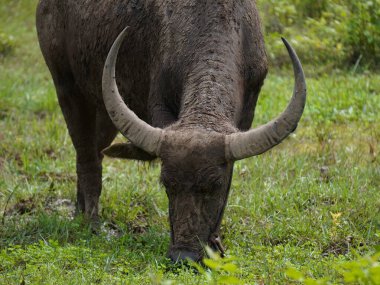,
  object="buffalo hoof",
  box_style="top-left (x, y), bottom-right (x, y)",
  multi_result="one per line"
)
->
top-left (74, 211), bottom-right (101, 233)
top-left (169, 250), bottom-right (202, 263)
